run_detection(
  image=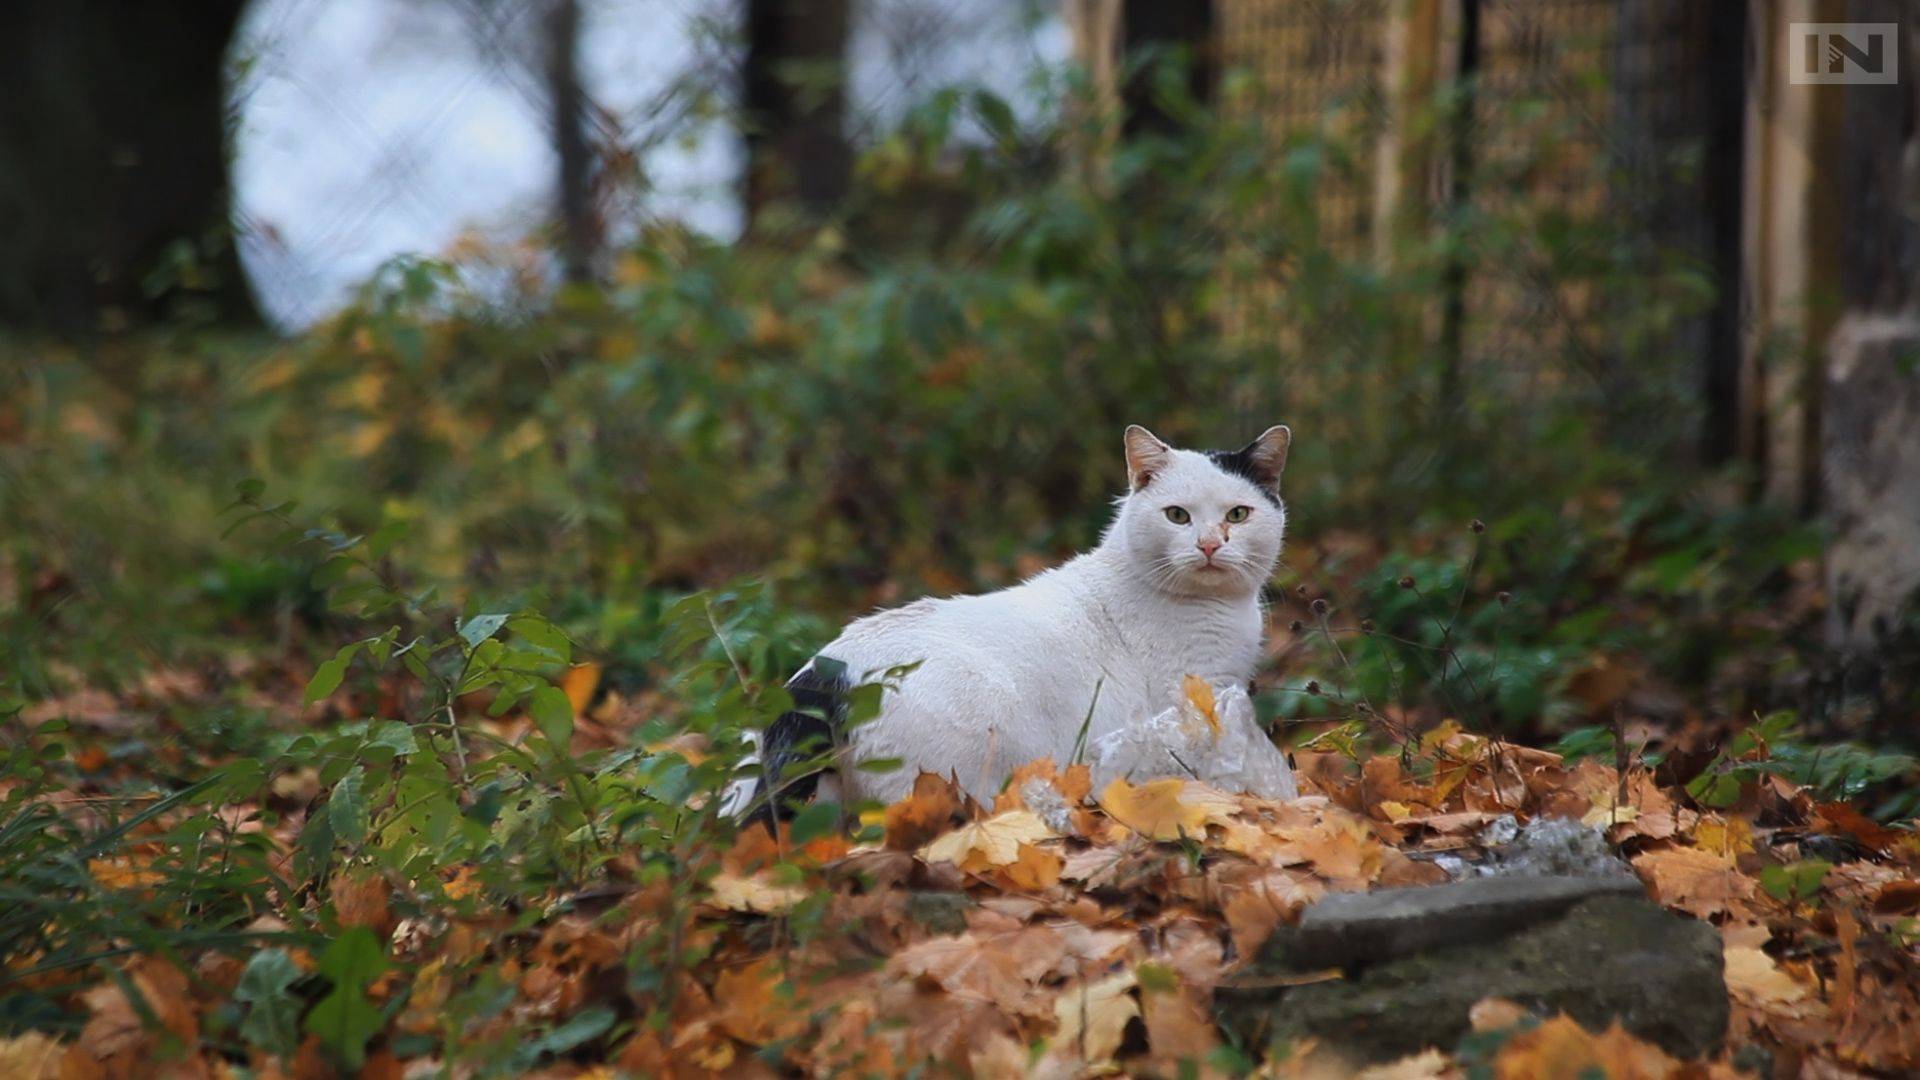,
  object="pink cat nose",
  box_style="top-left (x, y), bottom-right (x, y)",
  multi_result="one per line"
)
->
top-left (1196, 536), bottom-right (1222, 559)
